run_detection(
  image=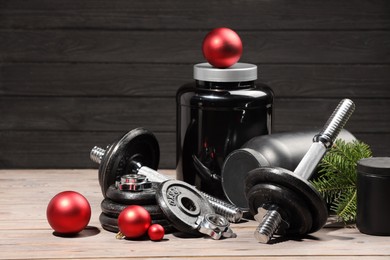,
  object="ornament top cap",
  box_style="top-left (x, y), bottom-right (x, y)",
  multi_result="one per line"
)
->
top-left (194, 62), bottom-right (257, 82)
